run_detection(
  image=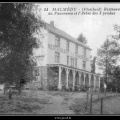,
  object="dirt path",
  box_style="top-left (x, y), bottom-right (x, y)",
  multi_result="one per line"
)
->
top-left (38, 96), bottom-right (73, 114)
